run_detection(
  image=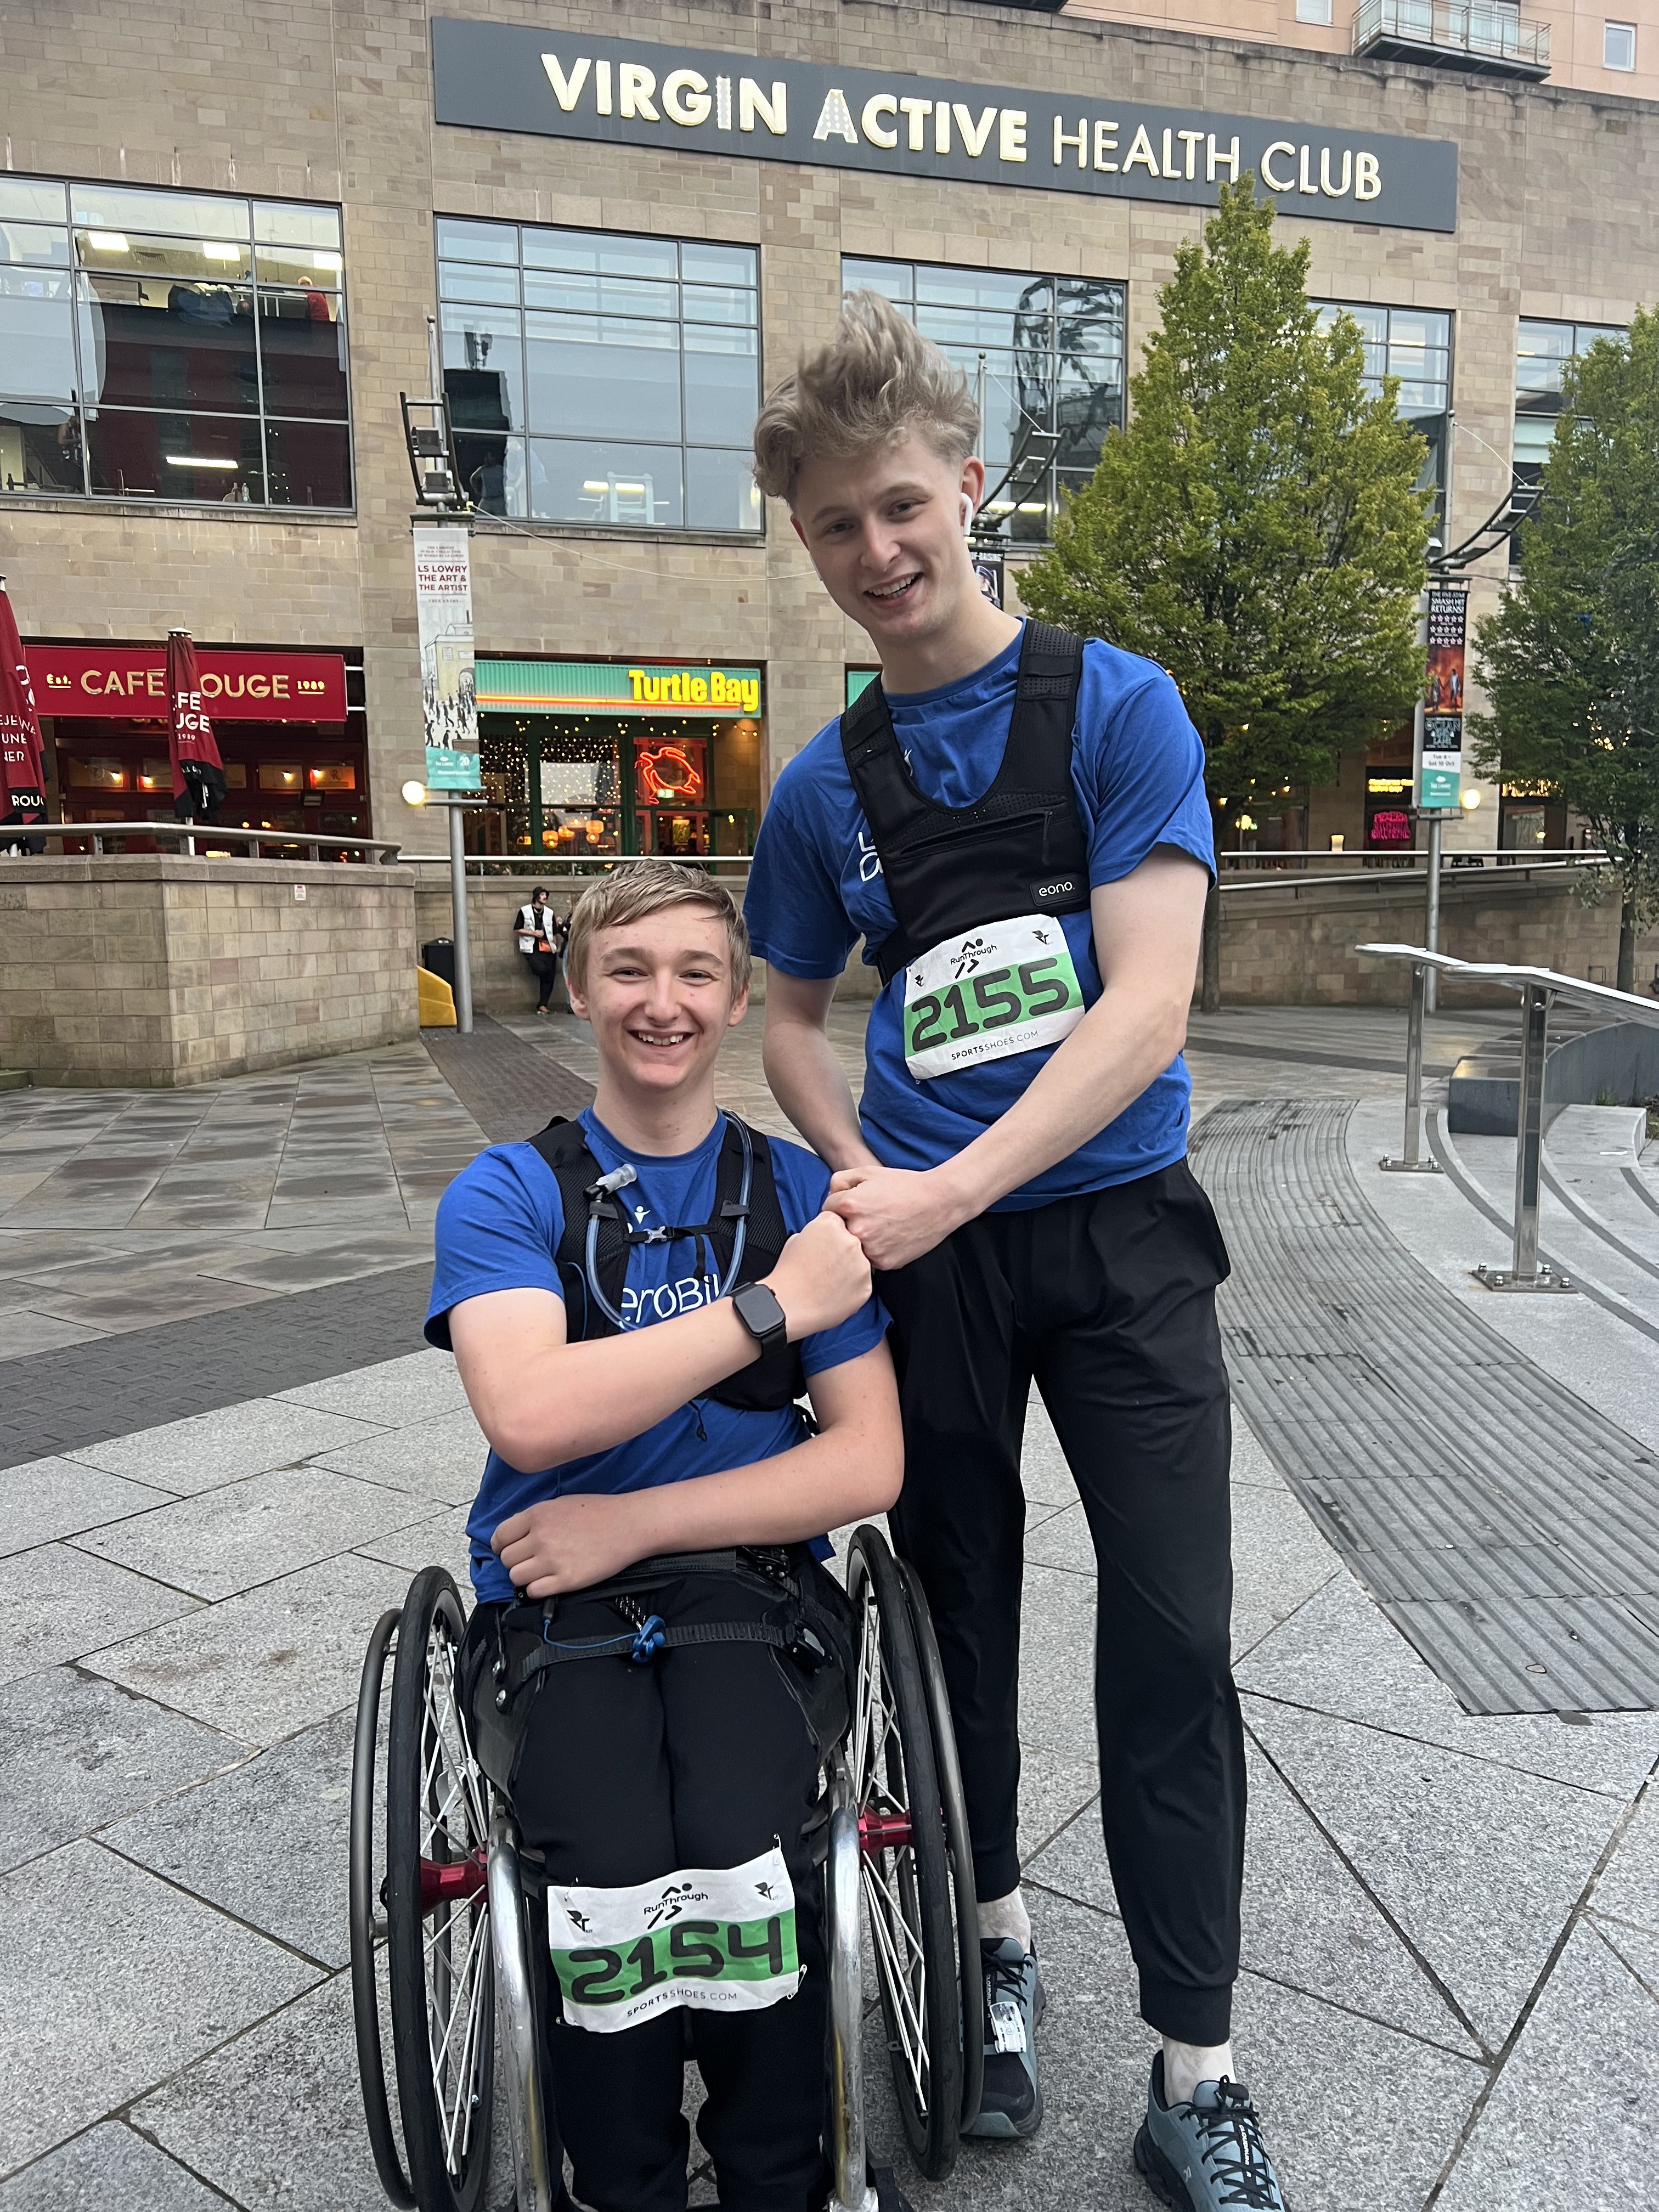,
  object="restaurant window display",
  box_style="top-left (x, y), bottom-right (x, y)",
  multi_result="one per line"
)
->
top-left (28, 645), bottom-right (368, 853)
top-left (470, 659), bottom-right (764, 858)
top-left (0, 177), bottom-right (351, 508)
